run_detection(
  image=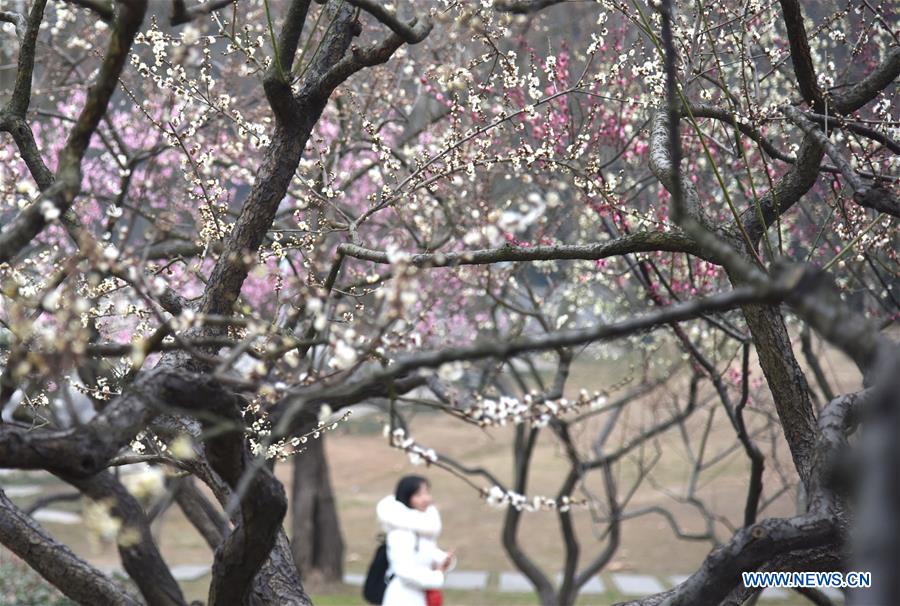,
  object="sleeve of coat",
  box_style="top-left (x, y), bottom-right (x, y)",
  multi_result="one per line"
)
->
top-left (376, 497), bottom-right (442, 537)
top-left (387, 531), bottom-right (445, 590)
